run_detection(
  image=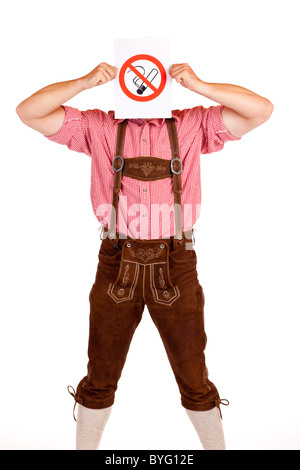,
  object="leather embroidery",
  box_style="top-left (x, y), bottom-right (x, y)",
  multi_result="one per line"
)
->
top-left (121, 265), bottom-right (130, 286)
top-left (150, 263), bottom-right (180, 305)
top-left (128, 247), bottom-right (164, 263)
top-left (108, 262), bottom-right (140, 303)
top-left (128, 161), bottom-right (166, 177)
top-left (117, 288), bottom-right (125, 297)
top-left (158, 267), bottom-right (166, 288)
top-left (158, 268), bottom-right (172, 300)
top-left (116, 265), bottom-right (130, 296)
top-left (163, 290), bottom-right (171, 300)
